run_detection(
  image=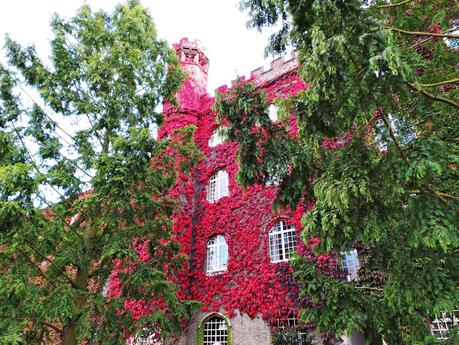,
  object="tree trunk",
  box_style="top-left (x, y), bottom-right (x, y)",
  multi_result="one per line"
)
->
top-left (63, 322), bottom-right (78, 345)
top-left (62, 266), bottom-right (89, 345)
